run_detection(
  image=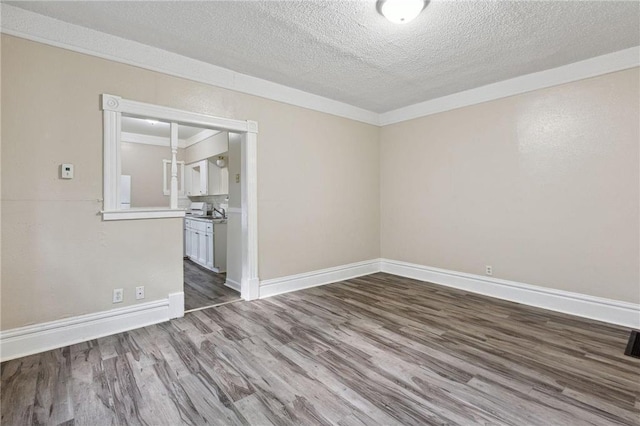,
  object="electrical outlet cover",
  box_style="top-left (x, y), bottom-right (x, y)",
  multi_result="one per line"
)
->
top-left (113, 288), bottom-right (124, 303)
top-left (135, 286), bottom-right (145, 300)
